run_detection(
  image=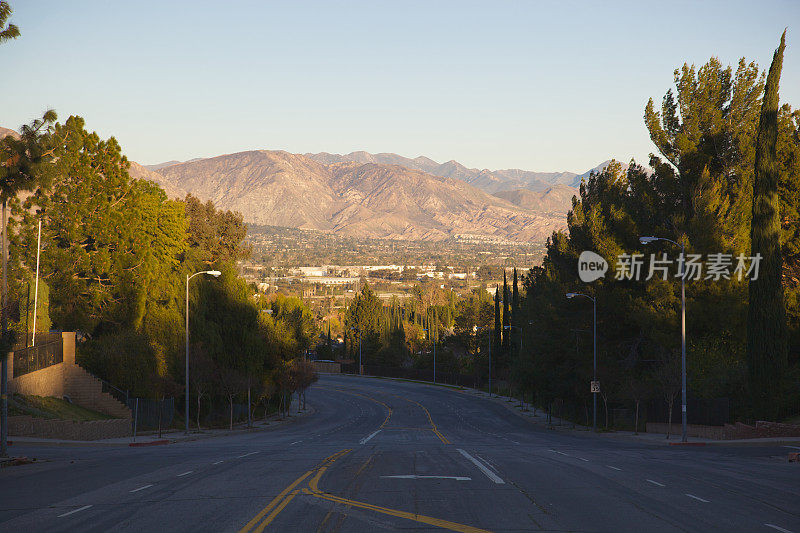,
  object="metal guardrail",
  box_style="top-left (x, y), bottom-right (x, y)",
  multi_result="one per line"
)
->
top-left (12, 338), bottom-right (64, 377)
